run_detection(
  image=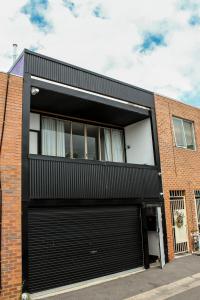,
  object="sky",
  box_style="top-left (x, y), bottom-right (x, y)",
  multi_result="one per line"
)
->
top-left (1, 0), bottom-right (200, 107)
